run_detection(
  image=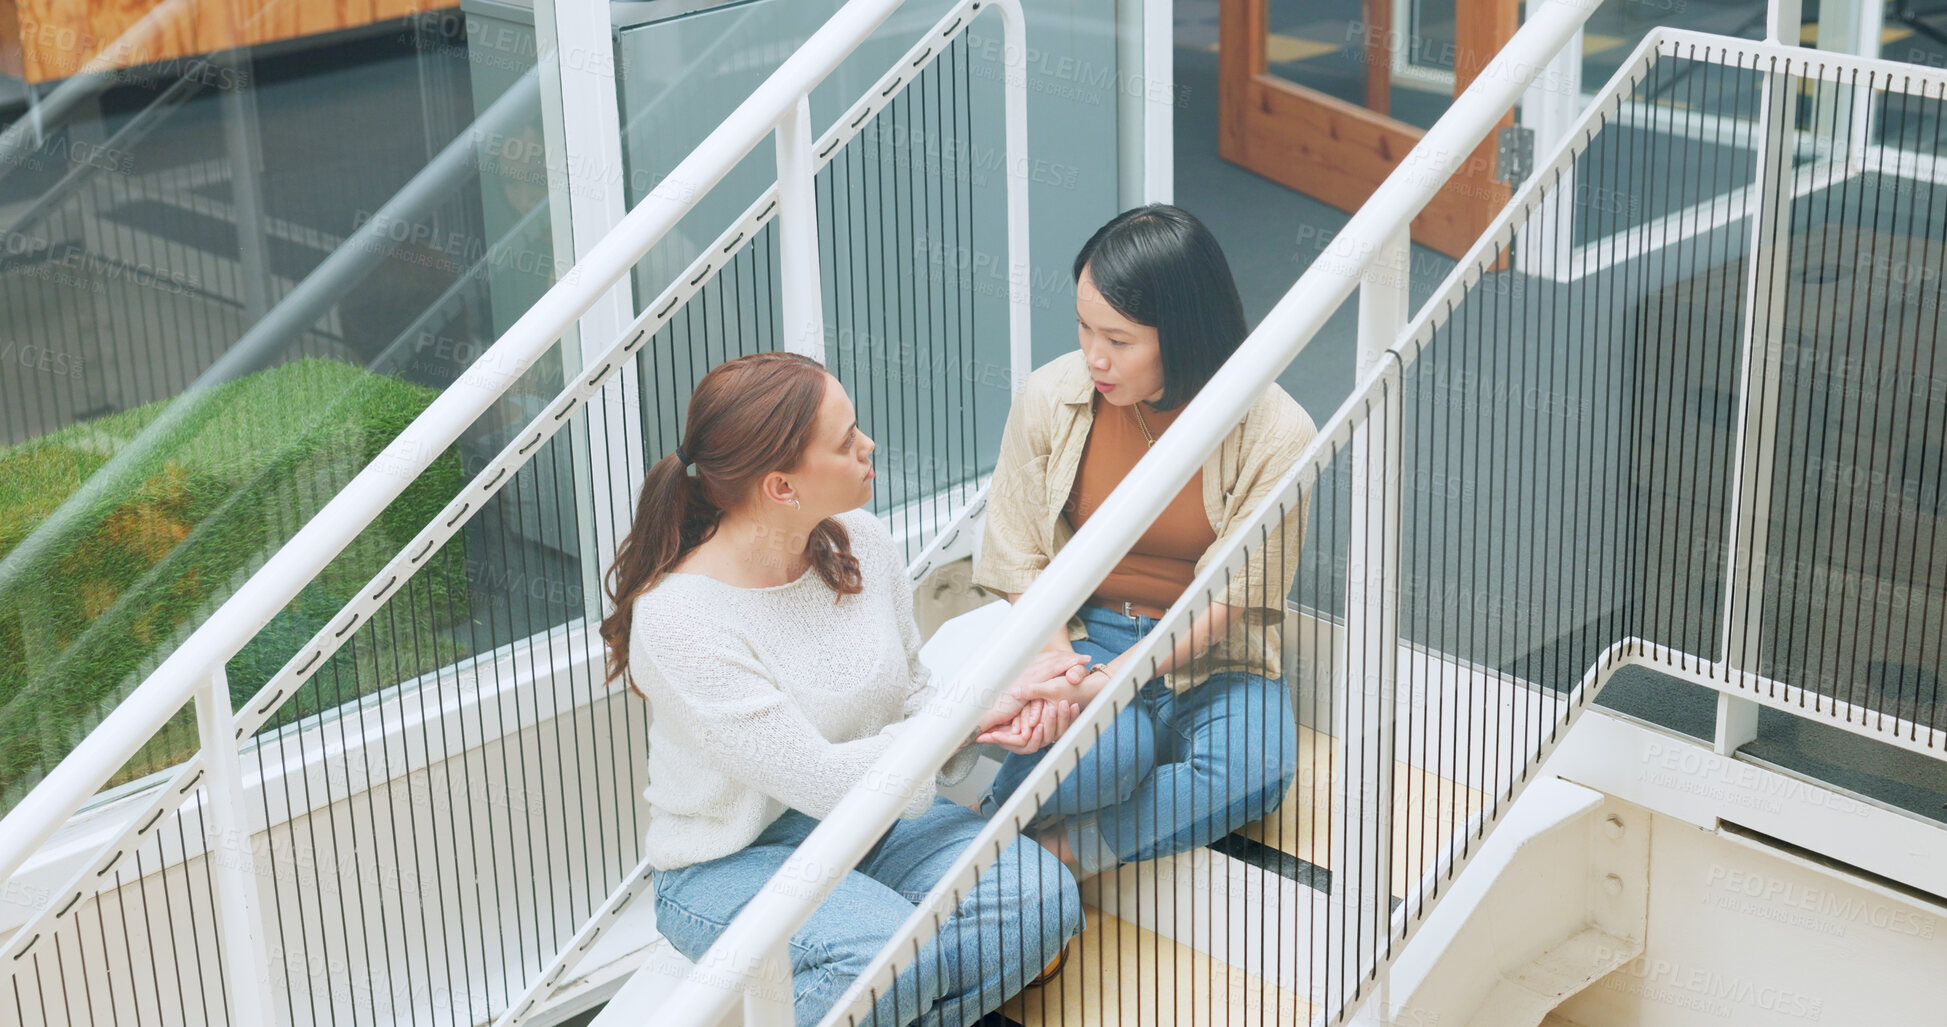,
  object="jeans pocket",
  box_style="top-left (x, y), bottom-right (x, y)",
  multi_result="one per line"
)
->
top-left (652, 894), bottom-right (722, 962)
